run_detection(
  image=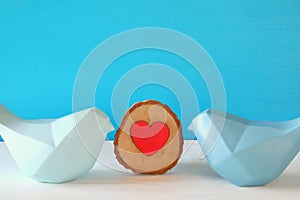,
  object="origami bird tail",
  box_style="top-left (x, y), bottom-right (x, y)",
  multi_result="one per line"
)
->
top-left (0, 104), bottom-right (23, 139)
